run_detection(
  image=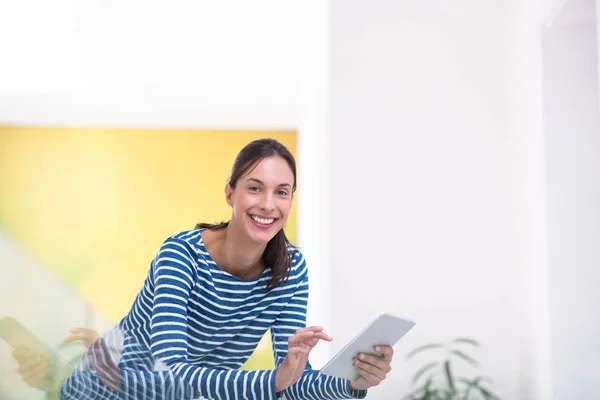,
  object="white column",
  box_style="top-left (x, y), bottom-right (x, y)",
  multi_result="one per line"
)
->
top-left (506, 1), bottom-right (553, 398)
top-left (542, 4), bottom-right (600, 397)
top-left (296, 0), bottom-right (331, 369)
